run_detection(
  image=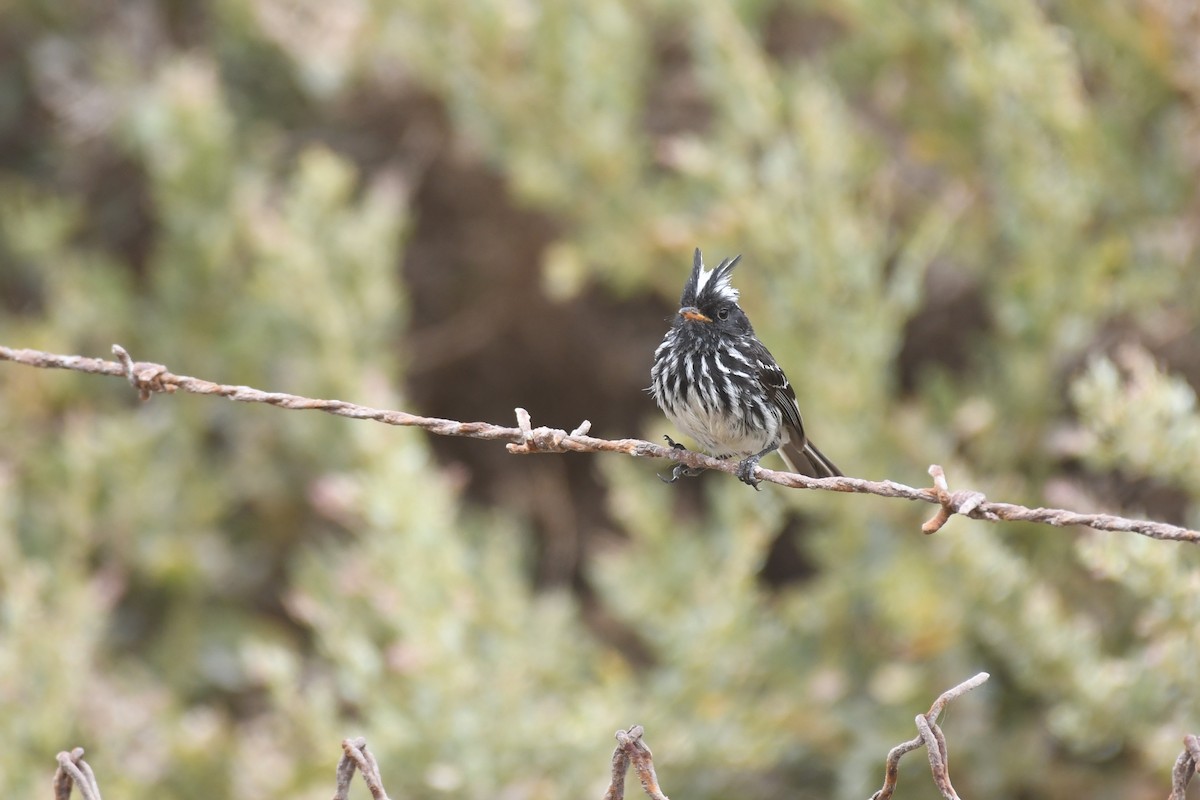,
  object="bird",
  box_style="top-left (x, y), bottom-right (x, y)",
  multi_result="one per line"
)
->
top-left (650, 248), bottom-right (841, 488)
